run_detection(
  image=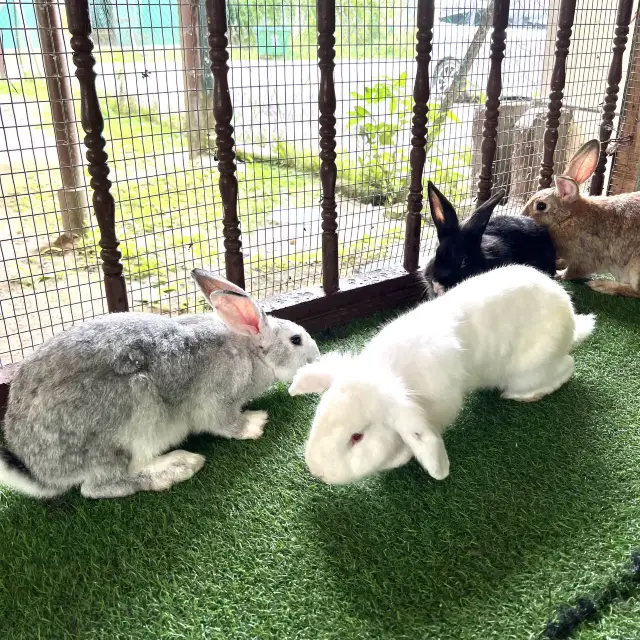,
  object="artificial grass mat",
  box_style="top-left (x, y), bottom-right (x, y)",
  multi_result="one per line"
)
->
top-left (0, 284), bottom-right (639, 640)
